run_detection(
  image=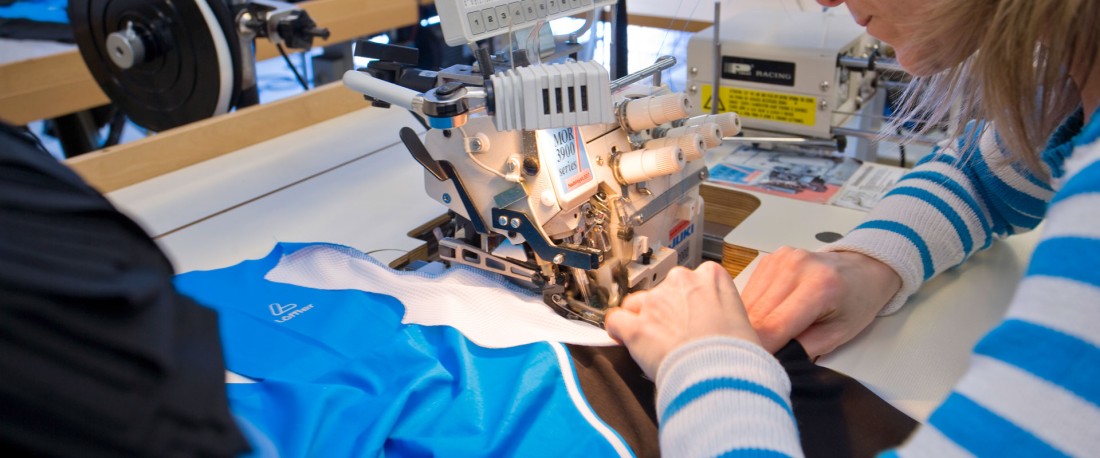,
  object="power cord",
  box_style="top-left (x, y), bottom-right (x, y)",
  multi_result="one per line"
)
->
top-left (277, 43), bottom-right (310, 91)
